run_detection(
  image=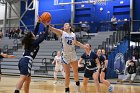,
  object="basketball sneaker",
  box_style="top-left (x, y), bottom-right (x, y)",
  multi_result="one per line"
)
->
top-left (65, 91), bottom-right (70, 93)
top-left (53, 81), bottom-right (57, 85)
top-left (74, 85), bottom-right (81, 93)
top-left (14, 90), bottom-right (19, 93)
top-left (108, 85), bottom-right (113, 92)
